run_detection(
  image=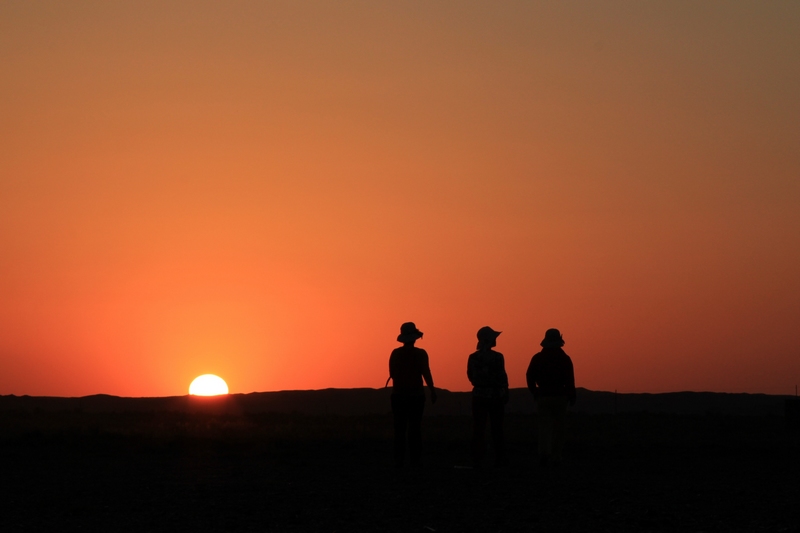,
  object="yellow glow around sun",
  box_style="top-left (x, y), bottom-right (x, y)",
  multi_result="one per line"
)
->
top-left (189, 374), bottom-right (229, 396)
